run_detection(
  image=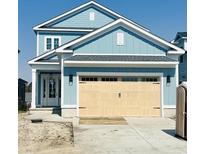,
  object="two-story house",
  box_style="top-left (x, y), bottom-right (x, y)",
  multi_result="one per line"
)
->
top-left (28, 1), bottom-right (185, 118)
